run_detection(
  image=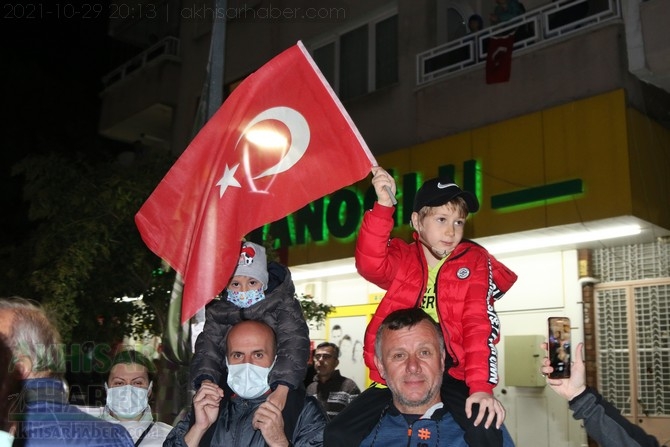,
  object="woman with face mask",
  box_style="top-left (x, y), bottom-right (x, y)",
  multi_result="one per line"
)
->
top-left (103, 350), bottom-right (172, 446)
